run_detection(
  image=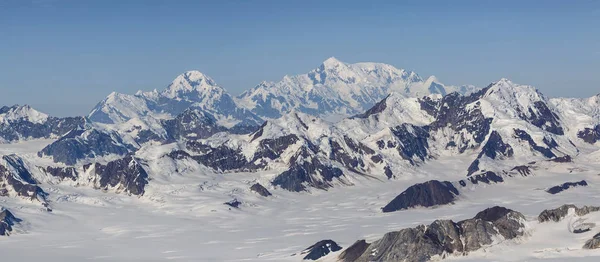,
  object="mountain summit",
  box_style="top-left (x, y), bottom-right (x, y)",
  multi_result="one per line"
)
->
top-left (237, 57), bottom-right (478, 120)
